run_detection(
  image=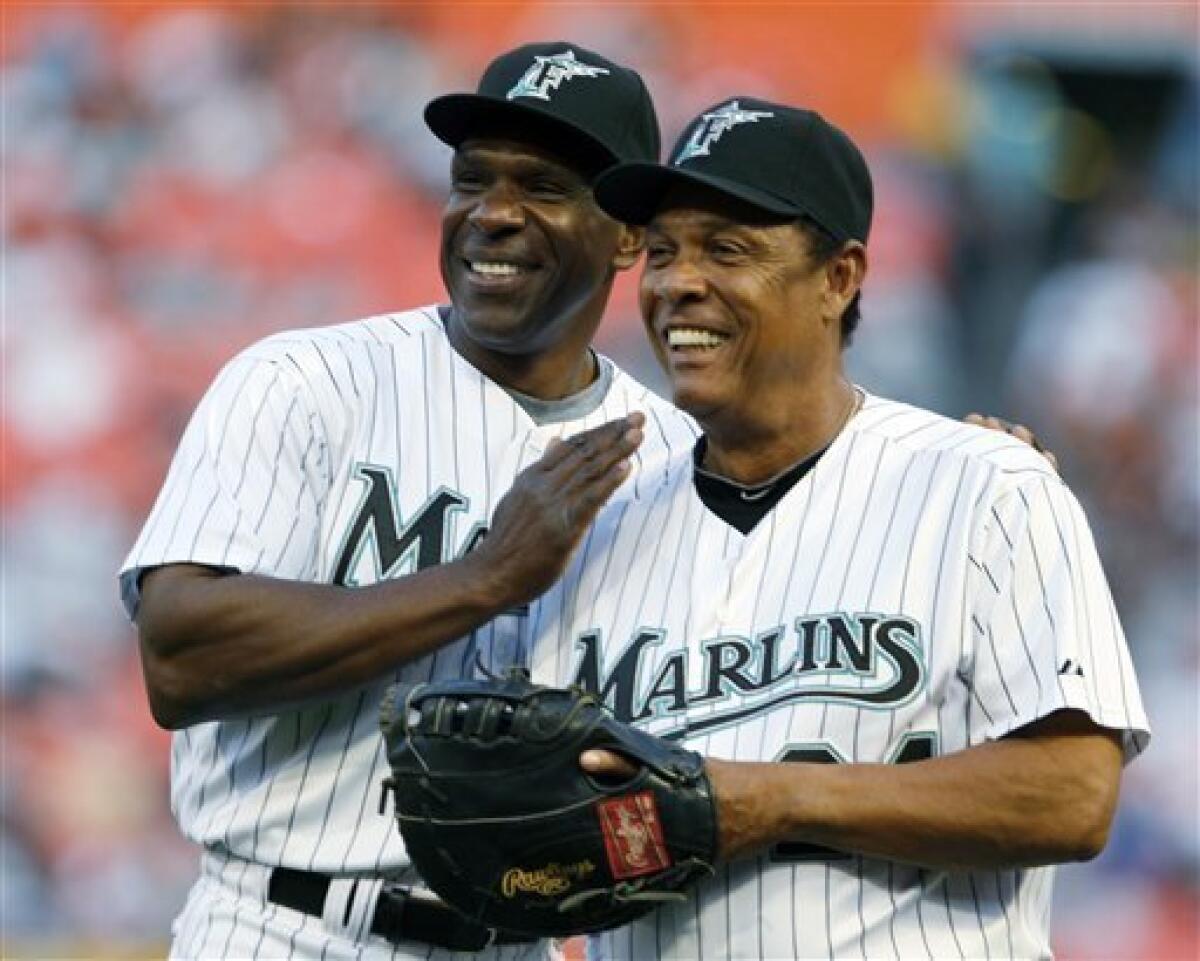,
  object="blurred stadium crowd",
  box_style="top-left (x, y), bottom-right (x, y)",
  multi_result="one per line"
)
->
top-left (2, 4), bottom-right (1196, 957)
